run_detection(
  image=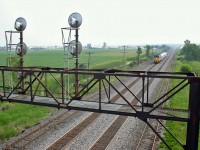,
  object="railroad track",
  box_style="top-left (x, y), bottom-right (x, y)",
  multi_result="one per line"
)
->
top-left (89, 51), bottom-right (174, 149)
top-left (46, 113), bottom-right (101, 150)
top-left (88, 79), bottom-right (167, 149)
top-left (135, 78), bottom-right (170, 150)
top-left (135, 52), bottom-right (177, 150)
top-left (2, 50), bottom-right (175, 149)
top-left (2, 110), bottom-right (79, 150)
top-left (45, 51), bottom-right (175, 149)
